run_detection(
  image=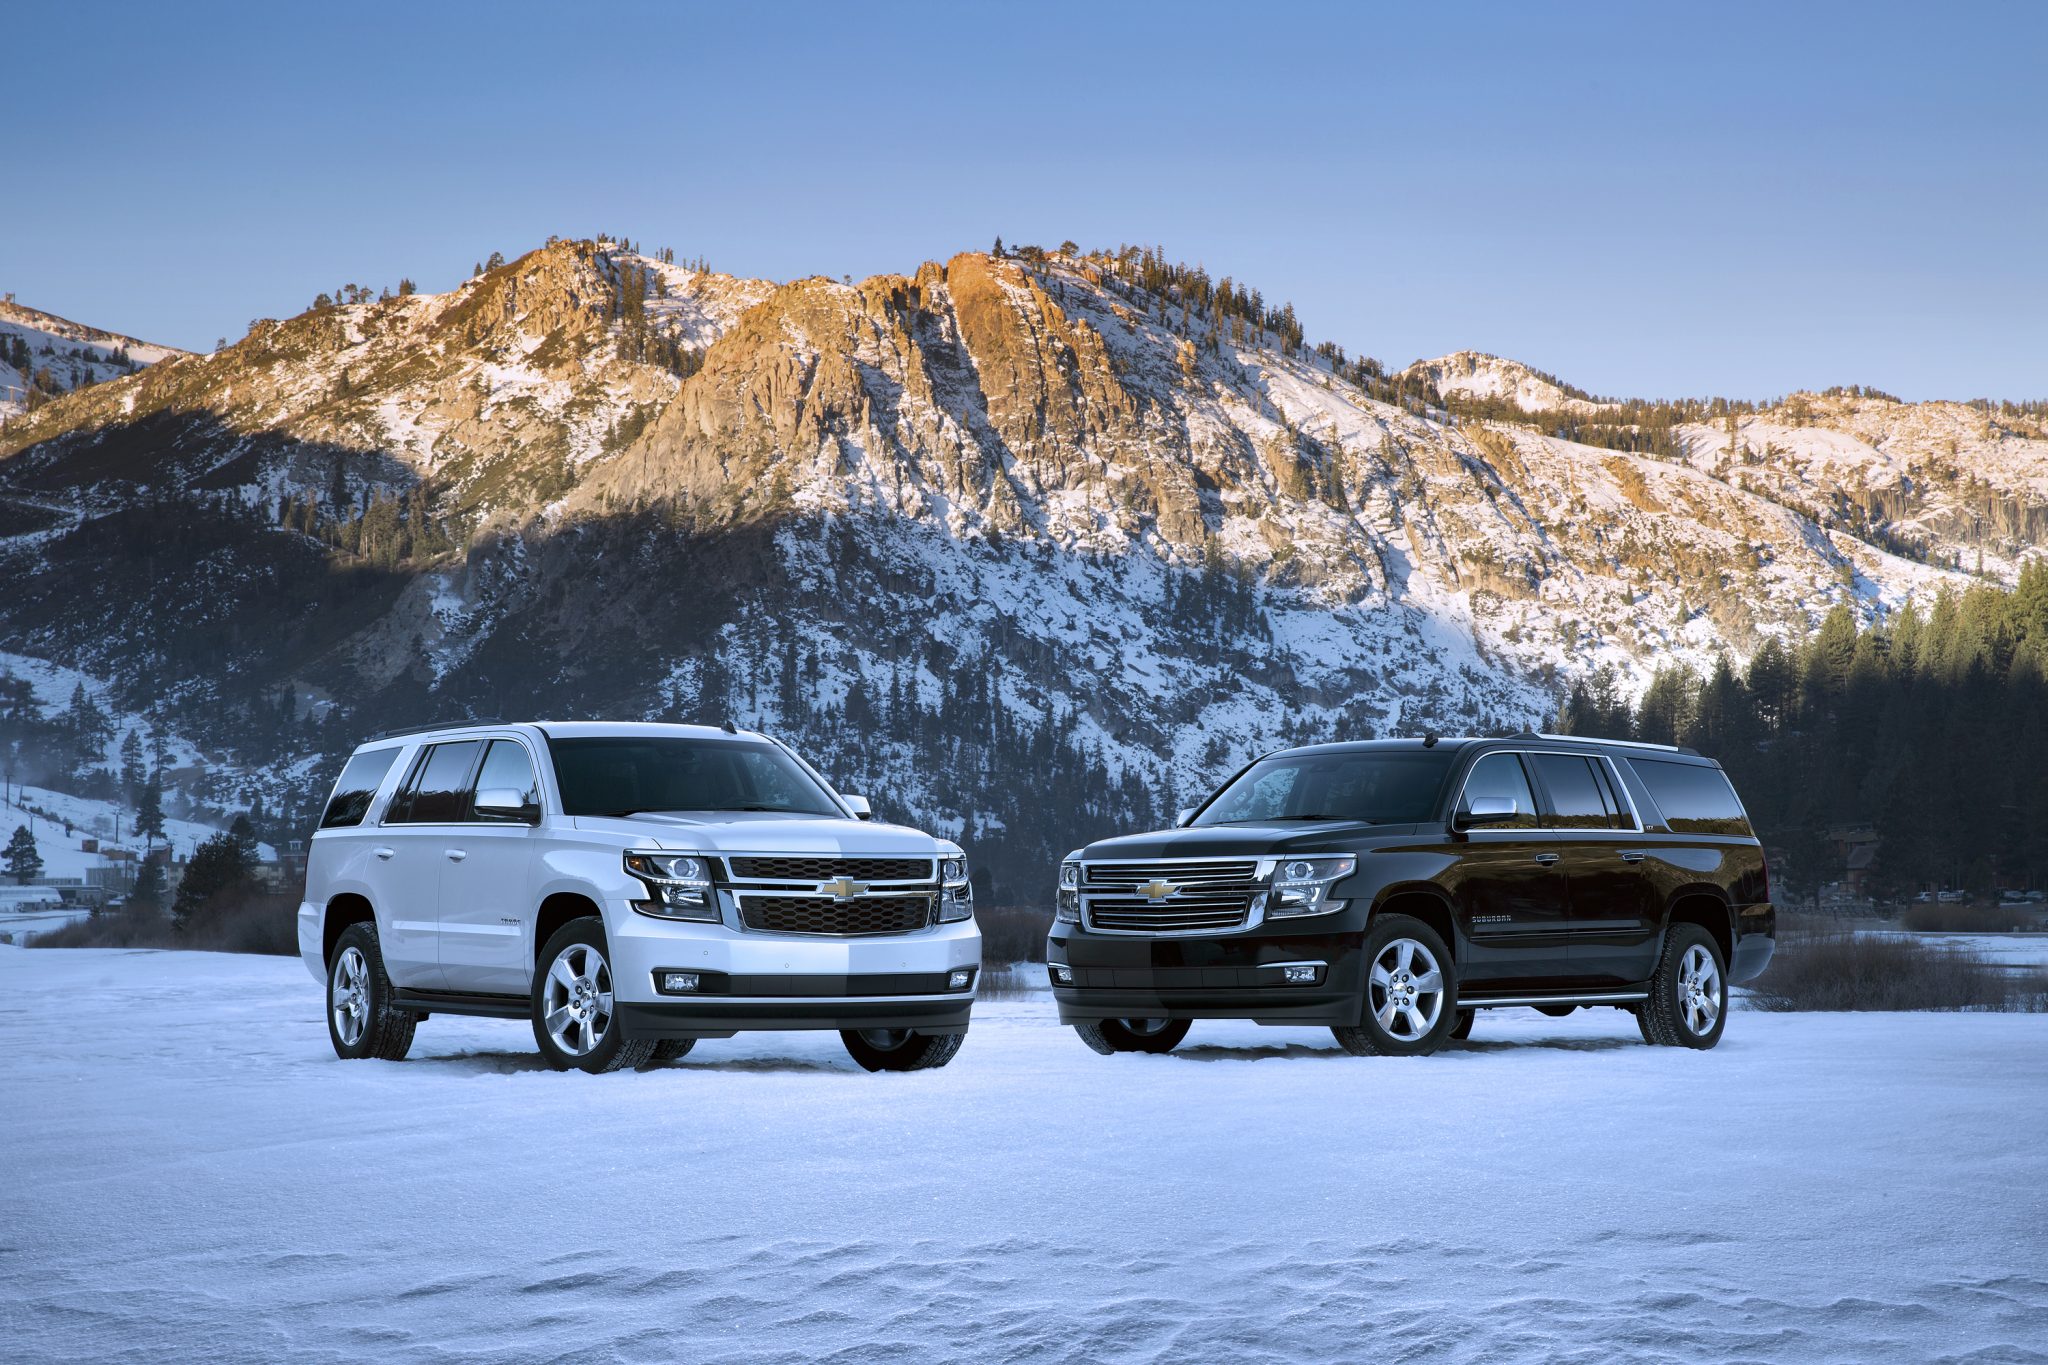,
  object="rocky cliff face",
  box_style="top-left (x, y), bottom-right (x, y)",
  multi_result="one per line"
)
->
top-left (2, 240), bottom-right (2041, 893)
